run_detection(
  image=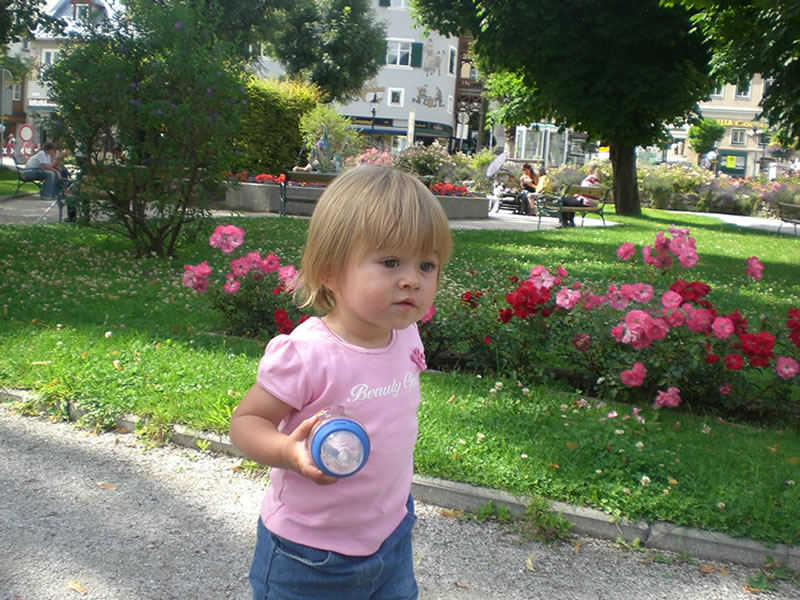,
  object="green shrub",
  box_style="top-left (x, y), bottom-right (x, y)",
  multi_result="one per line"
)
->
top-left (45, 1), bottom-right (247, 257)
top-left (298, 104), bottom-right (364, 172)
top-left (394, 140), bottom-right (455, 181)
top-left (232, 78), bottom-right (322, 174)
